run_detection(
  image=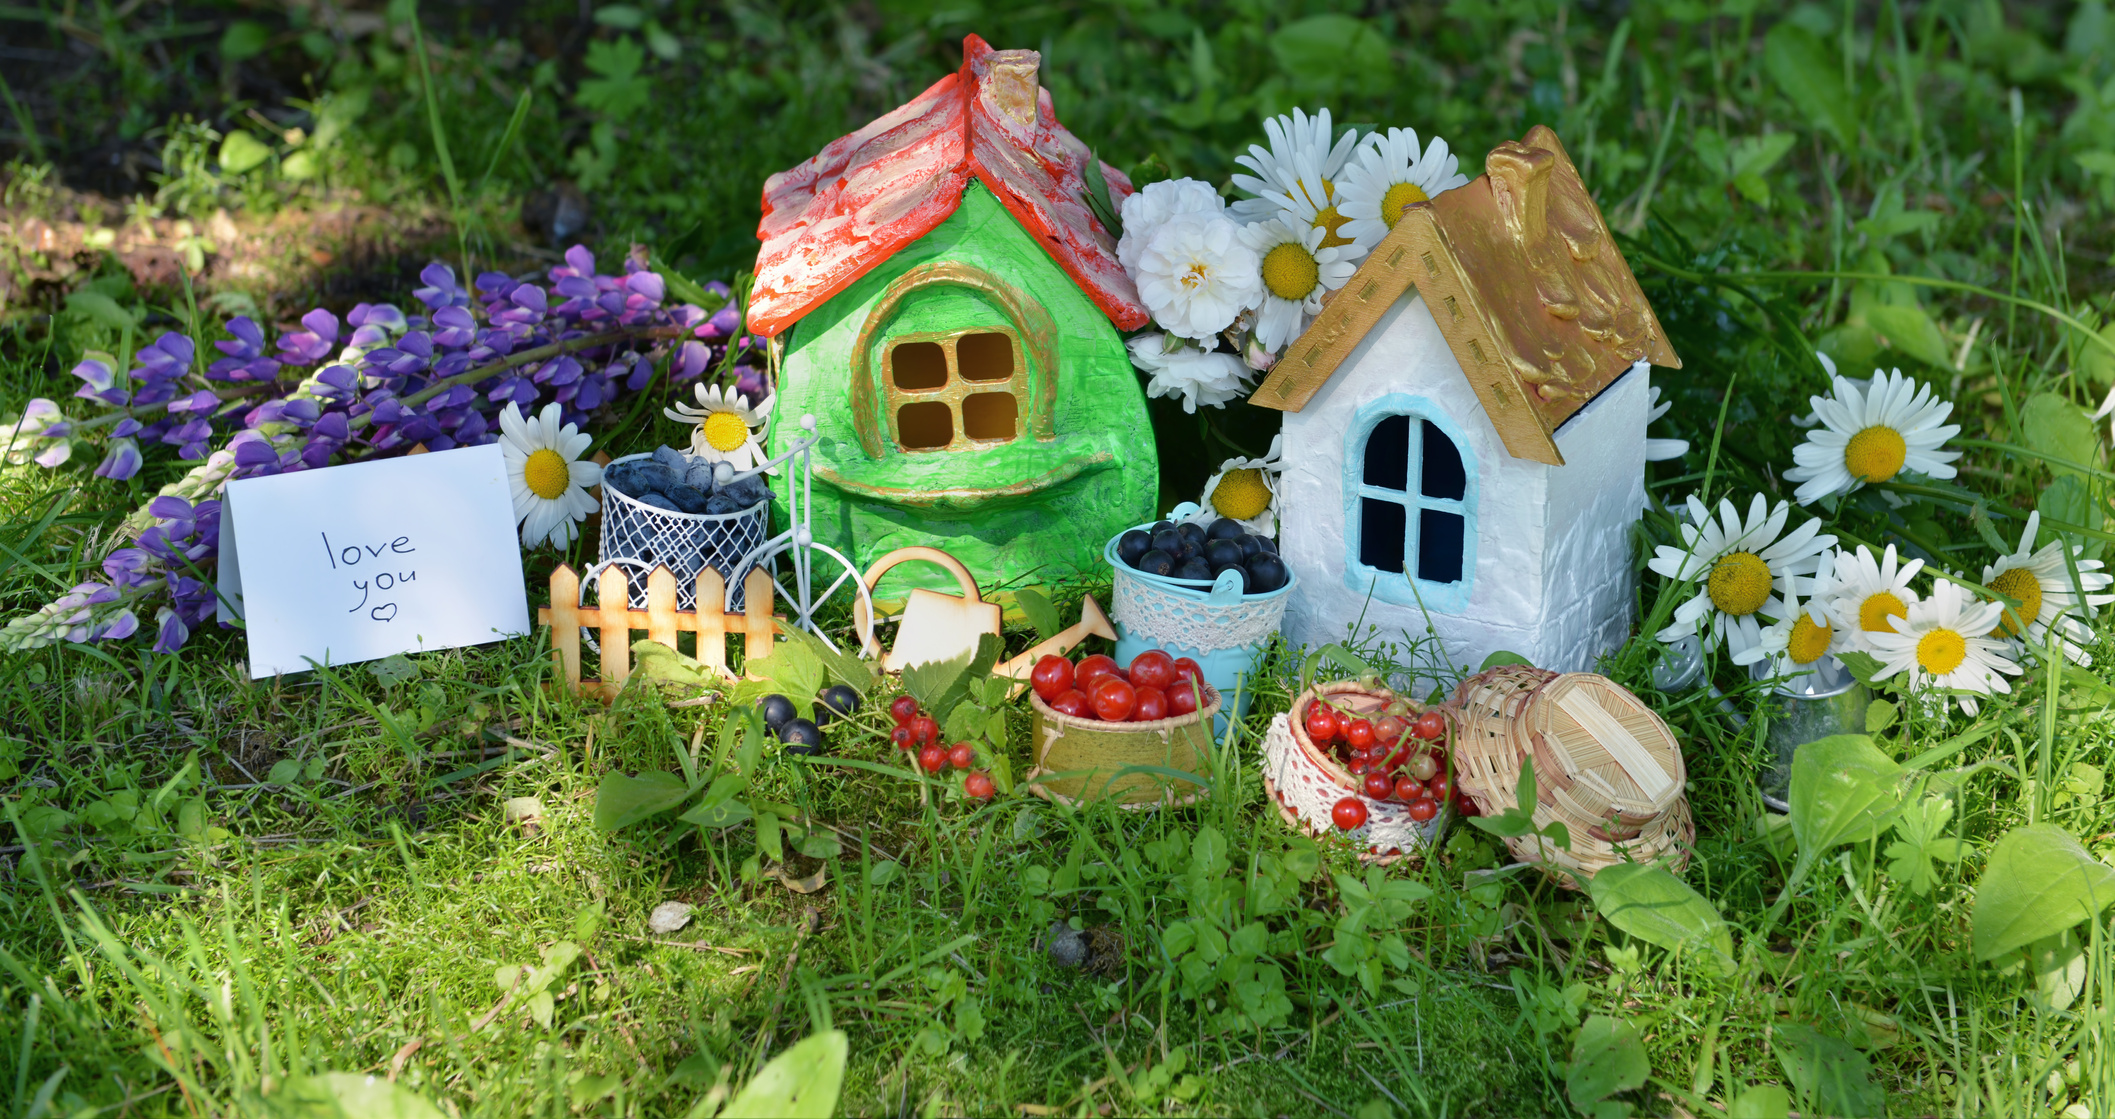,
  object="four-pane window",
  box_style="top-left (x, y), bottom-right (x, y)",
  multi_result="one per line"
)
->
top-left (883, 329), bottom-right (1024, 452)
top-left (1353, 413), bottom-right (1470, 588)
